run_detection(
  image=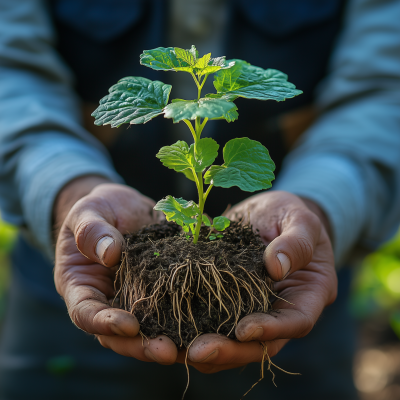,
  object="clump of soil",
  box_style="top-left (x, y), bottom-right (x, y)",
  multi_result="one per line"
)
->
top-left (116, 221), bottom-right (274, 348)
